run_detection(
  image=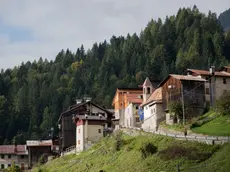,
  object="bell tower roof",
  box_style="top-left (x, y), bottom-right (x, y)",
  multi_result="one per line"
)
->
top-left (142, 77), bottom-right (152, 87)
